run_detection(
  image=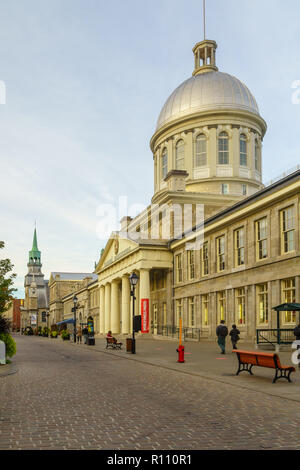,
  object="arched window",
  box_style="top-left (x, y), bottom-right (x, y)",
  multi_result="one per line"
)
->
top-left (218, 132), bottom-right (229, 165)
top-left (175, 140), bottom-right (185, 170)
top-left (161, 148), bottom-right (168, 179)
top-left (240, 134), bottom-right (247, 167)
top-left (195, 134), bottom-right (207, 167)
top-left (255, 139), bottom-right (260, 172)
